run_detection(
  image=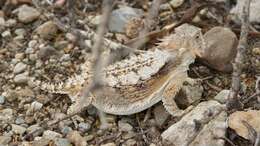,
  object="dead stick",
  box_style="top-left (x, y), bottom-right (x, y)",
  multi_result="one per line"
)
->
top-left (226, 0), bottom-right (251, 111)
